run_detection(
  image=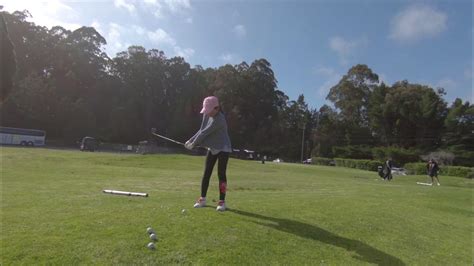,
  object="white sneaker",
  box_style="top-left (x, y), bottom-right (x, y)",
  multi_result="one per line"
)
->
top-left (193, 197), bottom-right (206, 208)
top-left (216, 200), bottom-right (226, 212)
